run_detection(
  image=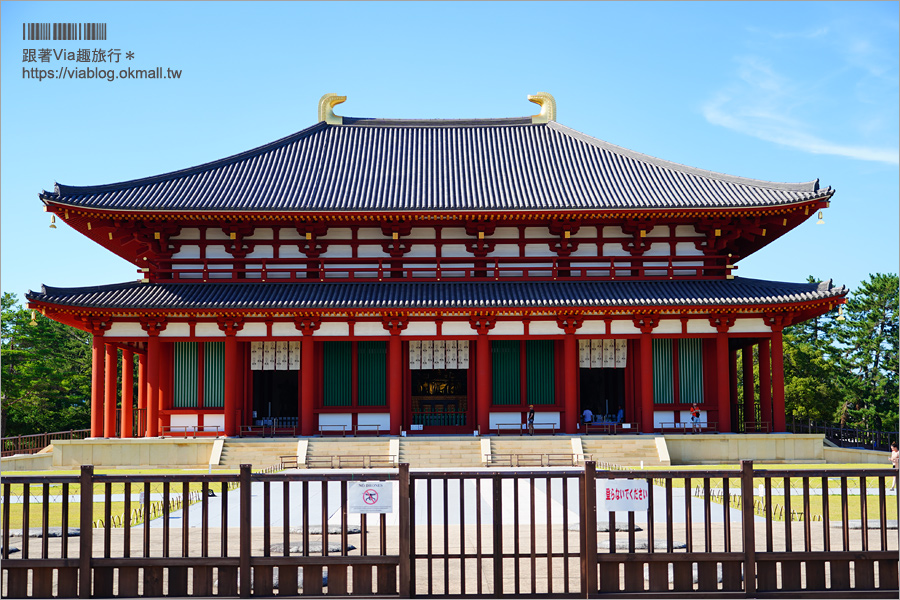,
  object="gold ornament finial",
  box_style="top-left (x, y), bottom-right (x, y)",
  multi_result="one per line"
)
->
top-left (49, 214), bottom-right (57, 229)
top-left (318, 93), bottom-right (346, 125)
top-left (29, 310), bottom-right (38, 326)
top-left (528, 92), bottom-right (556, 123)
